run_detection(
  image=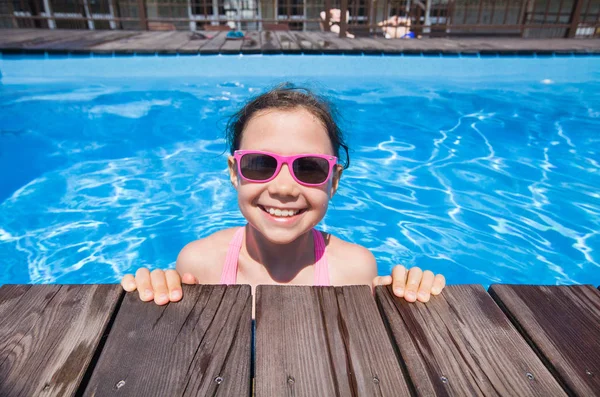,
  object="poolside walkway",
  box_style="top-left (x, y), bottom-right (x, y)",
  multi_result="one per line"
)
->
top-left (0, 283), bottom-right (598, 396)
top-left (1, 29), bottom-right (600, 55)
